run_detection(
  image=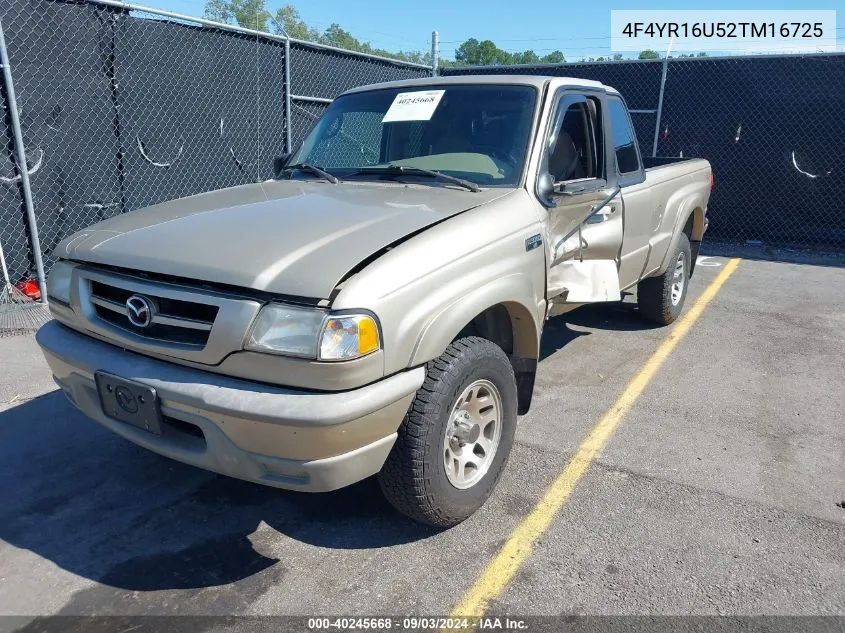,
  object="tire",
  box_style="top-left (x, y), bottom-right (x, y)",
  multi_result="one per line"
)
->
top-left (378, 336), bottom-right (518, 527)
top-left (637, 232), bottom-right (691, 326)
